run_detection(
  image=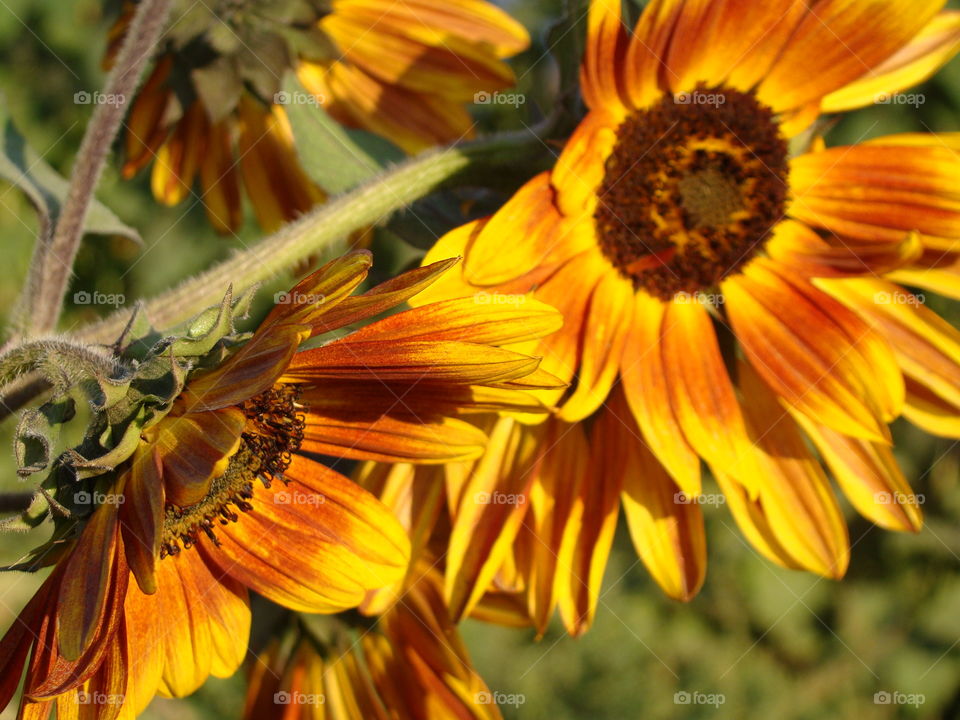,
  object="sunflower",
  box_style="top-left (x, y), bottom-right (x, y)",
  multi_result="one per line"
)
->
top-left (110, 0), bottom-right (530, 233)
top-left (244, 563), bottom-right (503, 720)
top-left (0, 251), bottom-right (562, 717)
top-left (411, 0), bottom-right (960, 635)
